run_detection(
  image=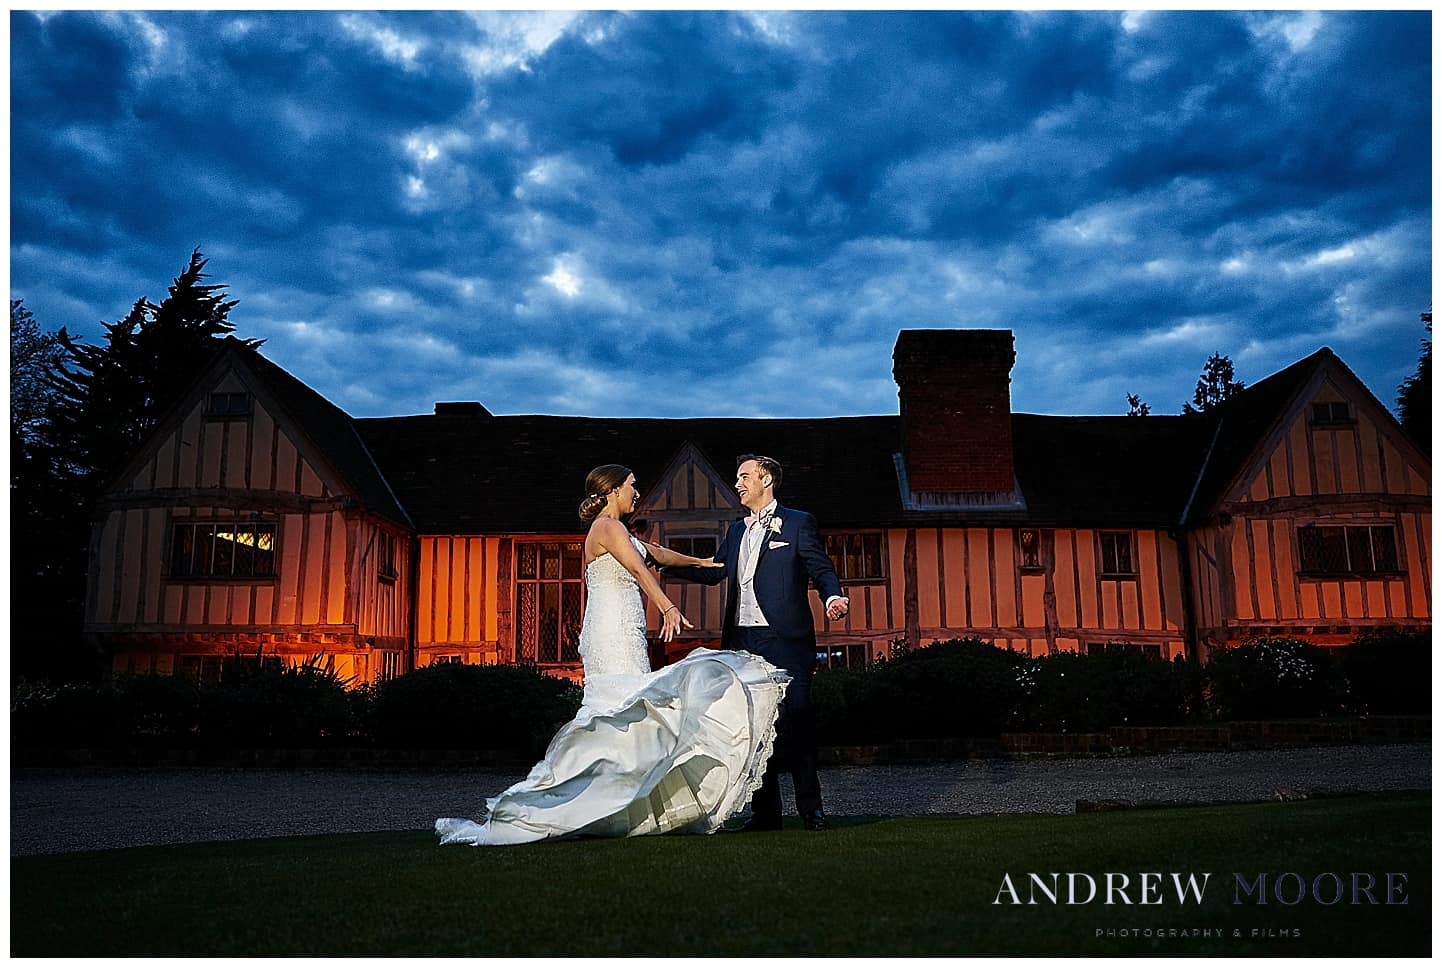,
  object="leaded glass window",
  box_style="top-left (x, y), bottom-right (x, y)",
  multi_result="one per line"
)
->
top-left (515, 541), bottom-right (585, 664)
